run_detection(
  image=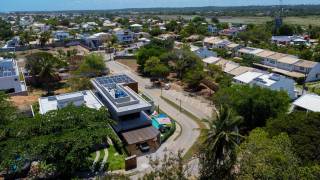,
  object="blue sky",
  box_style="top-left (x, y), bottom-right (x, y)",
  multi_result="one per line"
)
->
top-left (0, 0), bottom-right (319, 12)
